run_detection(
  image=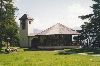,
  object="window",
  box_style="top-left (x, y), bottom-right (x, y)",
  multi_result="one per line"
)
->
top-left (29, 21), bottom-right (31, 24)
top-left (21, 20), bottom-right (26, 29)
